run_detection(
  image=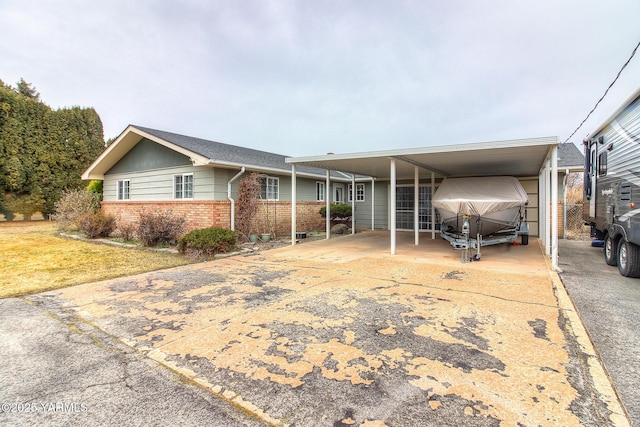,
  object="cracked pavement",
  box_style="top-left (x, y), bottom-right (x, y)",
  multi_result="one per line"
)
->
top-left (1, 231), bottom-right (630, 426)
top-left (0, 297), bottom-right (267, 427)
